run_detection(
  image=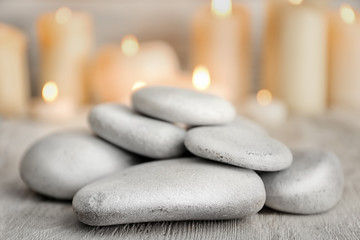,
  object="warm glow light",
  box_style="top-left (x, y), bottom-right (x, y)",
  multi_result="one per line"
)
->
top-left (340, 4), bottom-right (356, 24)
top-left (55, 7), bottom-right (72, 24)
top-left (132, 81), bottom-right (146, 91)
top-left (288, 0), bottom-right (303, 6)
top-left (192, 65), bottom-right (211, 91)
top-left (211, 0), bottom-right (232, 17)
top-left (42, 81), bottom-right (58, 103)
top-left (257, 89), bottom-right (272, 106)
top-left (121, 35), bottom-right (140, 57)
